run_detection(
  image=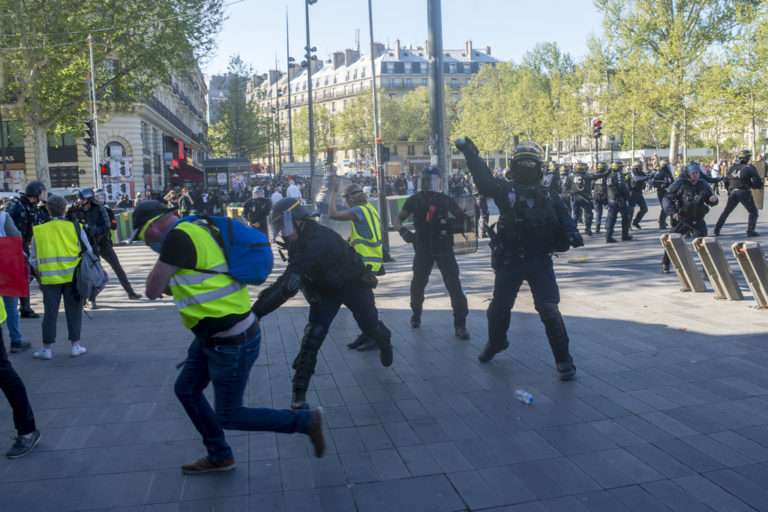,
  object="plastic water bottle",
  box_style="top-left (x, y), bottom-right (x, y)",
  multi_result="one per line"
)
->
top-left (514, 389), bottom-right (534, 405)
